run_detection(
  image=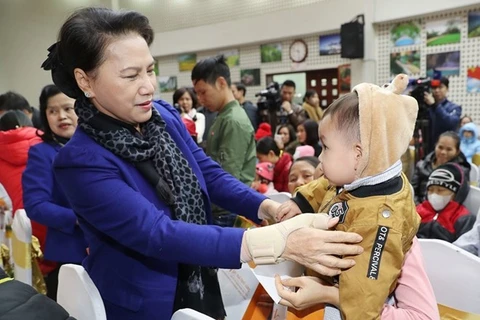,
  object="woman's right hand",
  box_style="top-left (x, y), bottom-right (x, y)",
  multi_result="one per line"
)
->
top-left (243, 214), bottom-right (363, 276)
